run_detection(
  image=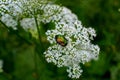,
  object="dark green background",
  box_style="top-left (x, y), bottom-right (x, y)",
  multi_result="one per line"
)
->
top-left (0, 0), bottom-right (120, 80)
